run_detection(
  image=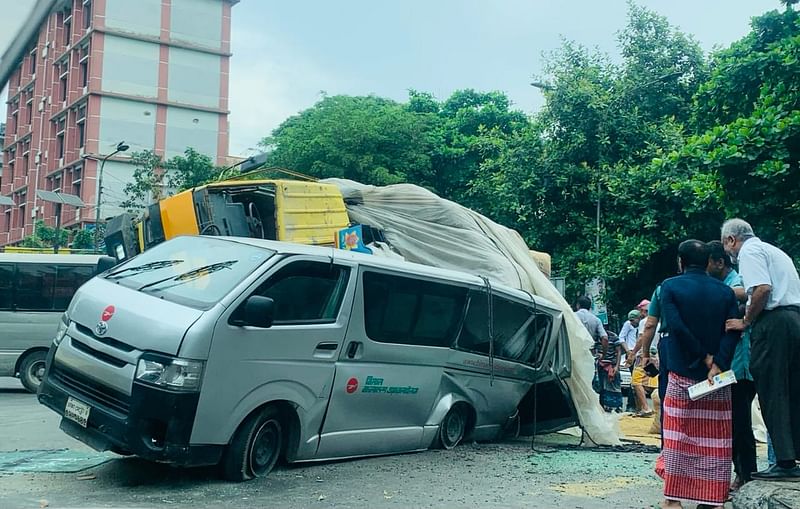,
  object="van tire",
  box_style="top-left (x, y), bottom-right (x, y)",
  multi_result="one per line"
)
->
top-left (221, 406), bottom-right (283, 482)
top-left (19, 350), bottom-right (47, 394)
top-left (437, 405), bottom-right (468, 450)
